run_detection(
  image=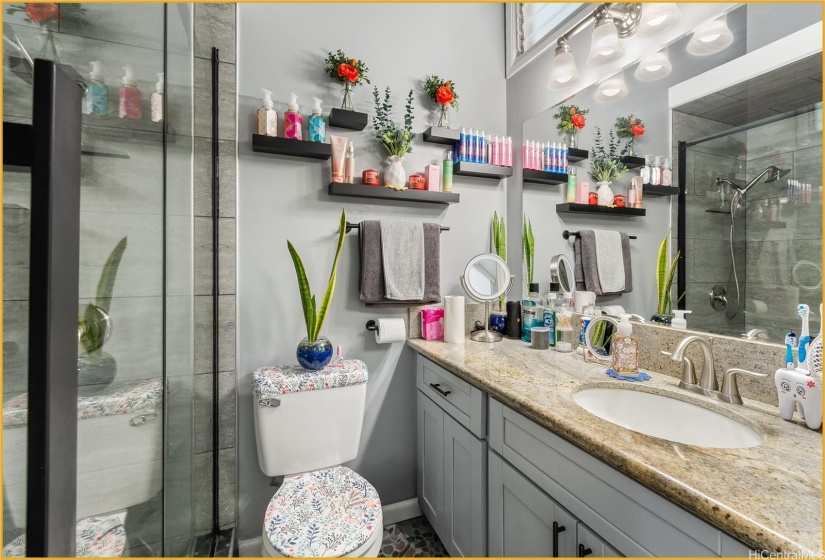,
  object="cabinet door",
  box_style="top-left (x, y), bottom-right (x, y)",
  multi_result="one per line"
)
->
top-left (576, 522), bottom-right (624, 558)
top-left (417, 391), bottom-right (444, 530)
top-left (488, 451), bottom-right (576, 557)
top-left (443, 414), bottom-right (487, 557)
